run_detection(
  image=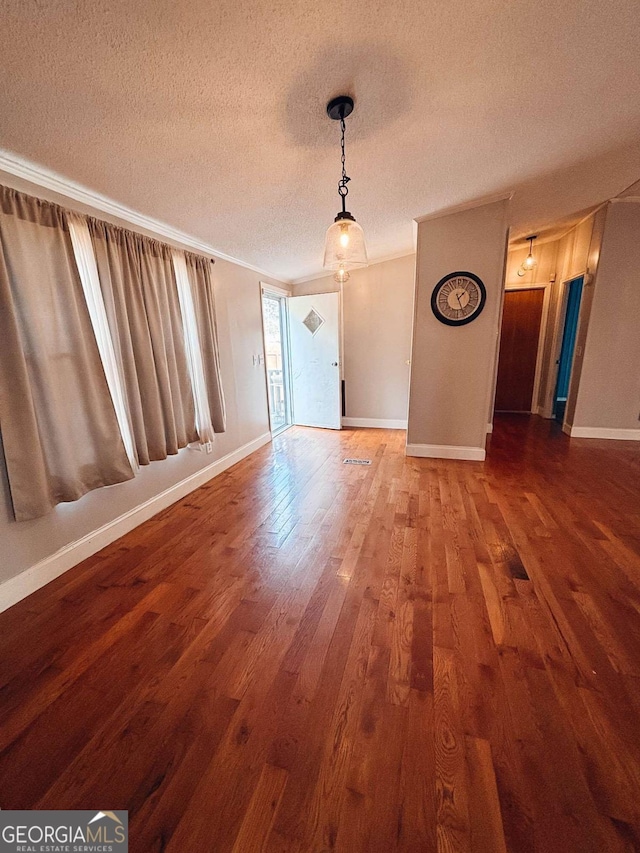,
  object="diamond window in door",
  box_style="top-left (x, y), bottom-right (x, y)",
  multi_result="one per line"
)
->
top-left (302, 308), bottom-right (325, 336)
